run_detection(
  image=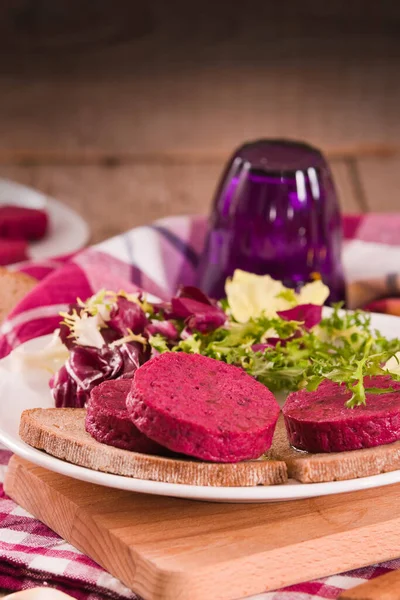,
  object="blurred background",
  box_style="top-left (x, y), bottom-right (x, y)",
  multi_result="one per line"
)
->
top-left (0, 0), bottom-right (398, 244)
